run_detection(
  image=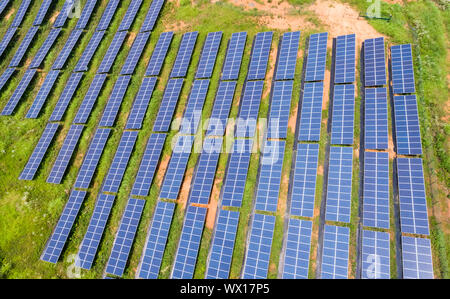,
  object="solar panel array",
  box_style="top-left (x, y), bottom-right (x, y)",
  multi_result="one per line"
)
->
top-left (247, 31), bottom-right (273, 80)
top-left (304, 32), bottom-right (328, 82)
top-left (120, 31), bottom-right (151, 75)
top-left (391, 44), bottom-right (415, 94)
top-left (74, 31), bottom-right (106, 72)
top-left (29, 28), bottom-right (61, 69)
top-left (0, 27), bottom-right (17, 57)
top-left (179, 79), bottom-right (210, 134)
top-left (275, 31), bottom-right (300, 81)
top-left (321, 225), bottom-right (349, 279)
top-left (99, 75), bottom-right (132, 127)
top-left (0, 0), bottom-right (10, 16)
top-left (206, 81), bottom-right (236, 136)
top-left (365, 87), bottom-right (388, 150)
top-left (9, 26), bottom-right (38, 67)
top-left (221, 32), bottom-right (247, 81)
top-left (140, 0), bottom-right (165, 33)
top-left (364, 37), bottom-right (386, 87)
top-left (145, 32), bottom-right (173, 76)
top-left (361, 230), bottom-right (390, 279)
top-left (26, 70), bottom-right (60, 119)
top-left (50, 72), bottom-right (84, 121)
top-left (267, 80), bottom-right (293, 139)
top-left (96, 0), bottom-right (120, 31)
top-left (282, 219), bottom-right (312, 279)
top-left (125, 77), bottom-right (158, 130)
top-left (196, 31), bottom-right (222, 79)
top-left (53, 0), bottom-right (73, 28)
top-left (170, 31), bottom-right (198, 78)
top-left (97, 31), bottom-right (127, 74)
top-left (73, 74), bottom-right (107, 124)
top-left (10, 0), bottom-right (31, 27)
top-left (0, 68), bottom-right (15, 92)
top-left (297, 82), bottom-right (324, 141)
top-left (152, 78), bottom-right (184, 132)
top-left (52, 29), bottom-right (83, 70)
top-left (75, 0), bottom-right (98, 29)
top-left (393, 95), bottom-right (422, 155)
top-left (33, 0), bottom-right (52, 26)
top-left (118, 0), bottom-right (143, 32)
top-left (334, 34), bottom-right (356, 84)
top-left (1, 68), bottom-right (36, 115)
top-left (331, 84), bottom-right (355, 145)
top-left (401, 236), bottom-right (434, 279)
top-left (235, 80), bottom-right (264, 138)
